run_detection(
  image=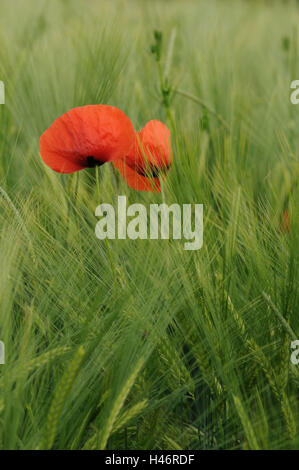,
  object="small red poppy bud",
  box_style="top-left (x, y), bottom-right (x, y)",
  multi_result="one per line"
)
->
top-left (39, 105), bottom-right (135, 174)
